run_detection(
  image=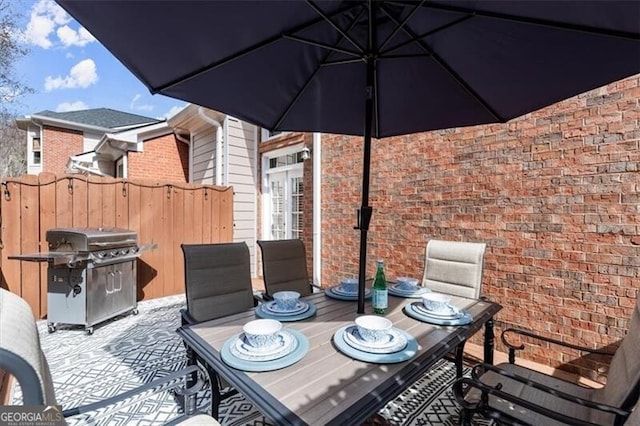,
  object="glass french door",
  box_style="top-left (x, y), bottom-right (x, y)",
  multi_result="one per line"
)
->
top-left (267, 168), bottom-right (303, 240)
